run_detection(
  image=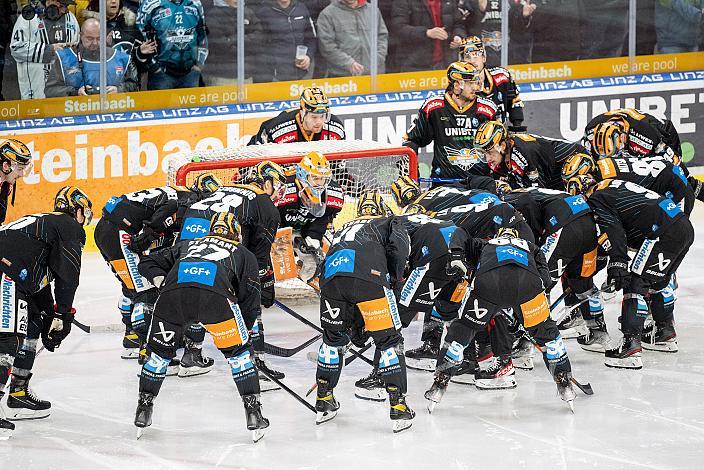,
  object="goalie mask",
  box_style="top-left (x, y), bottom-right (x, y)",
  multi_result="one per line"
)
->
top-left (191, 173), bottom-right (223, 195)
top-left (209, 212), bottom-right (240, 241)
top-left (356, 189), bottom-right (390, 217)
top-left (562, 153), bottom-right (595, 182)
top-left (296, 151), bottom-right (332, 216)
top-left (565, 174), bottom-right (597, 196)
top-left (54, 186), bottom-right (93, 225)
top-left (592, 121), bottom-right (627, 159)
top-left (391, 175), bottom-right (421, 208)
top-left (0, 138), bottom-right (33, 177)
